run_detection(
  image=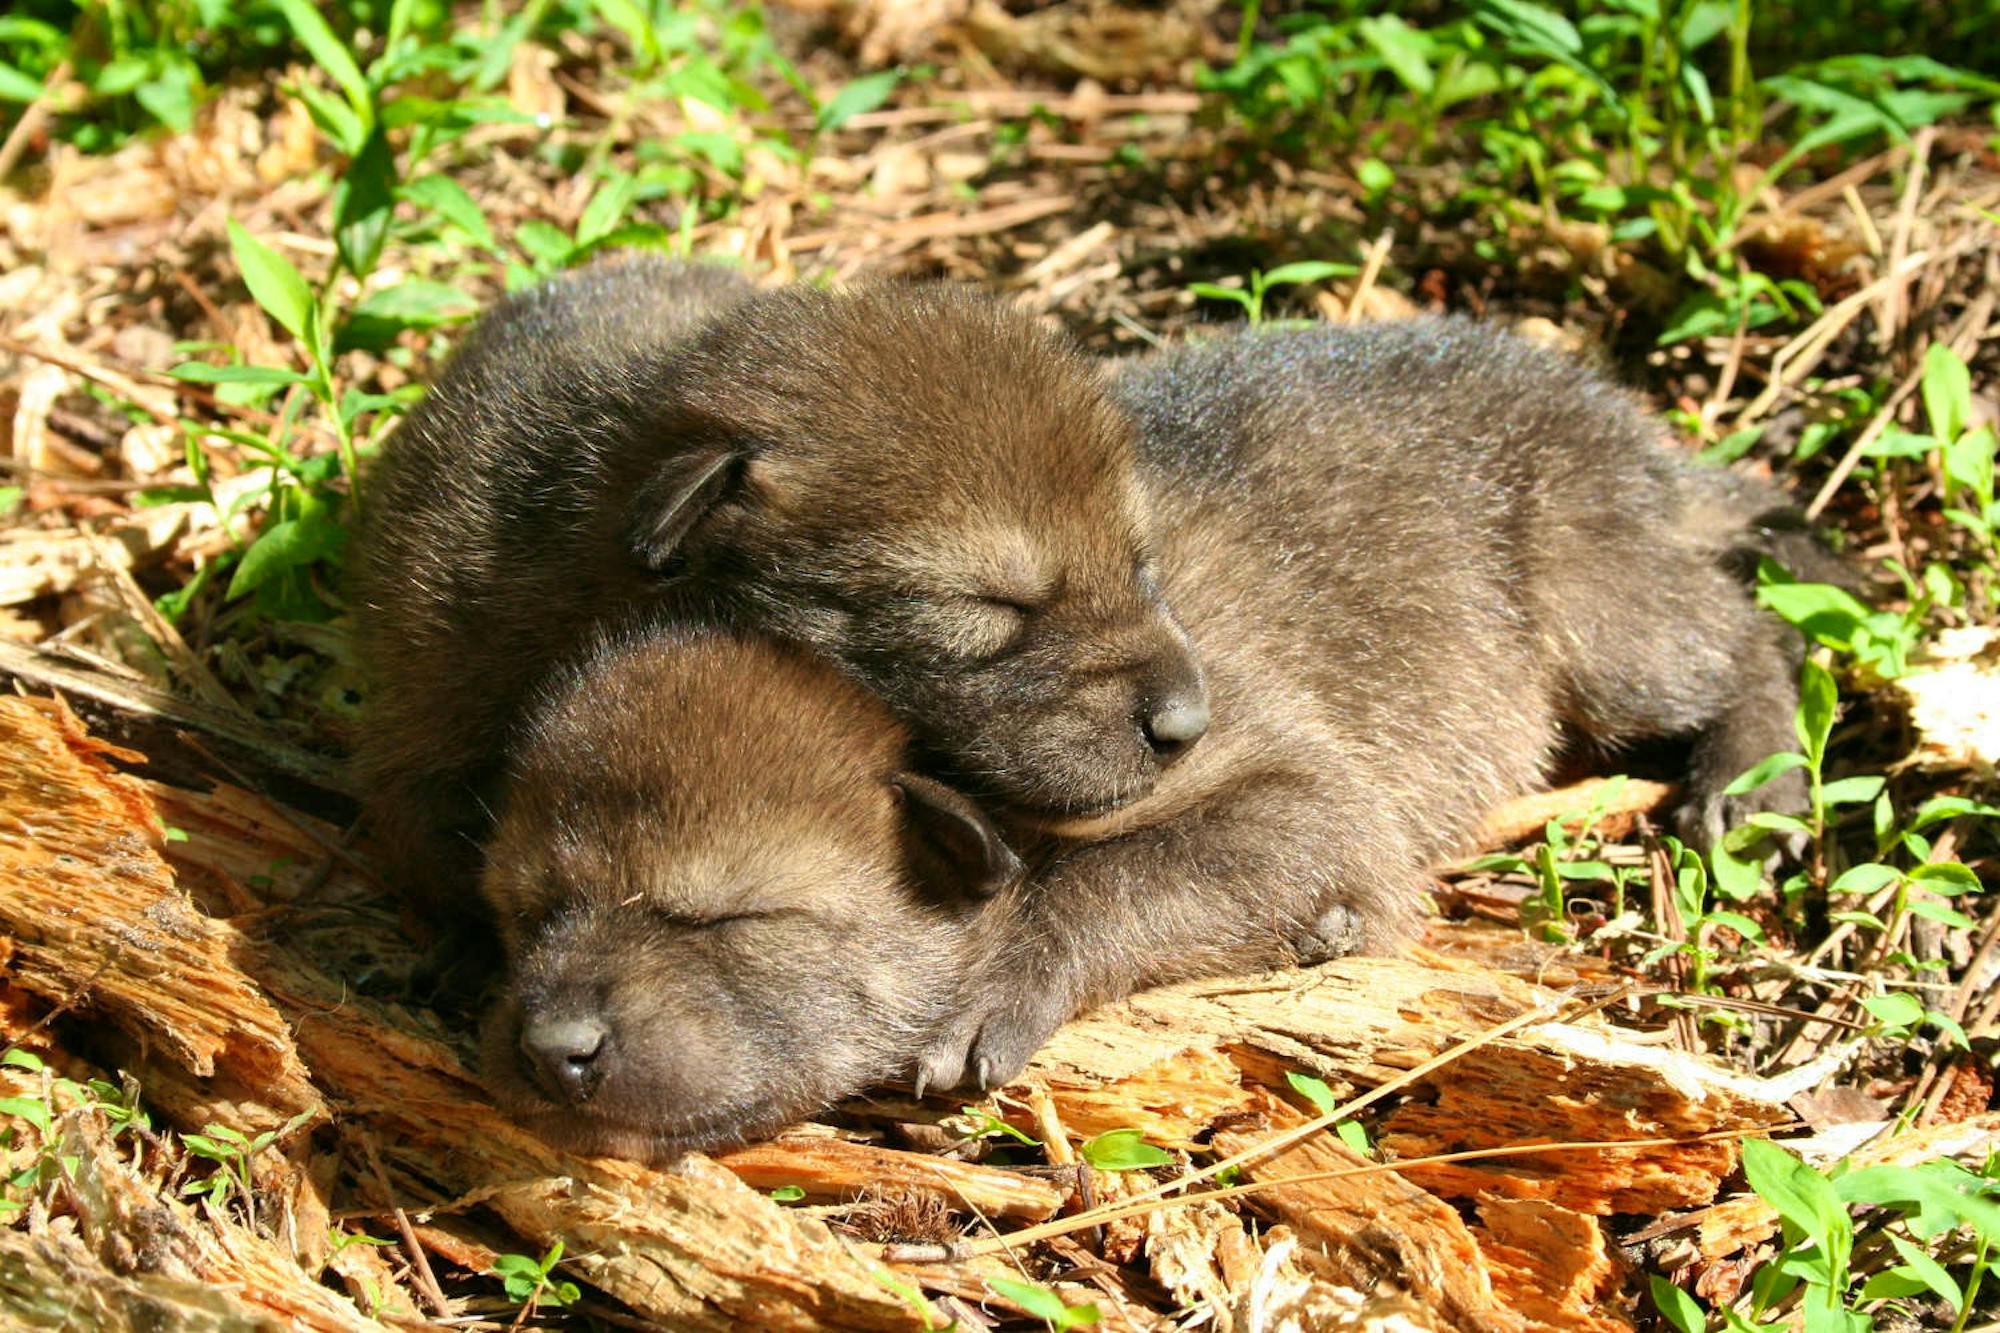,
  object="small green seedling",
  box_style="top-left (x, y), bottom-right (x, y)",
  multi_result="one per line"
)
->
top-left (492, 1239), bottom-right (581, 1309)
top-left (1079, 1128), bottom-right (1173, 1172)
top-left (1285, 1071), bottom-right (1371, 1156)
top-left (769, 1184), bottom-right (806, 1202)
top-left (987, 1276), bottom-right (1100, 1331)
top-left (181, 1110), bottom-right (314, 1229)
top-left (957, 1106), bottom-right (1040, 1147)
top-left (1189, 261), bottom-right (1358, 324)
